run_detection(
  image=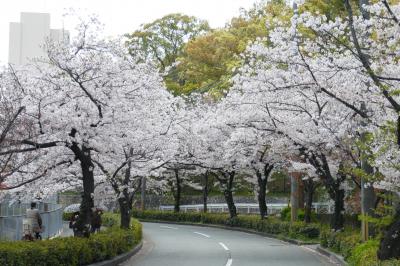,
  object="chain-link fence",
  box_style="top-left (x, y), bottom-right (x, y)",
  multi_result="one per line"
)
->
top-left (0, 202), bottom-right (63, 241)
